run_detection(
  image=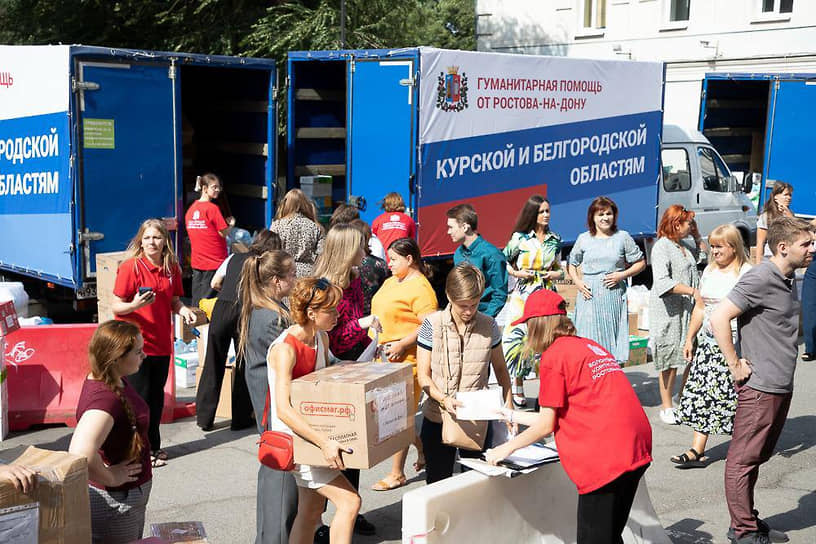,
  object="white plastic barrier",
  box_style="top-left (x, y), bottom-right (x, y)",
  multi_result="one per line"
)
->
top-left (402, 462), bottom-right (670, 544)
